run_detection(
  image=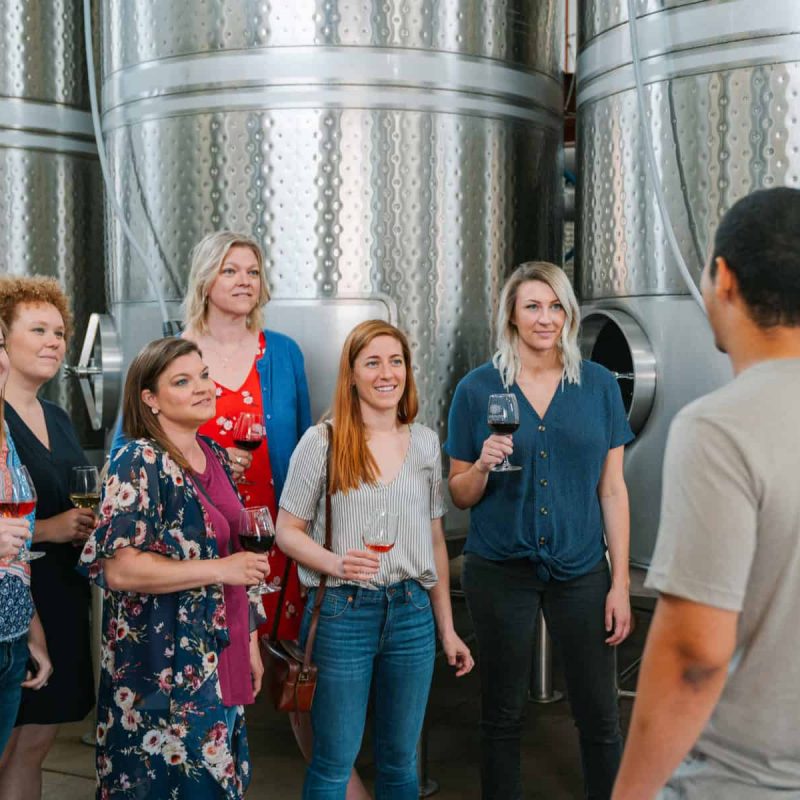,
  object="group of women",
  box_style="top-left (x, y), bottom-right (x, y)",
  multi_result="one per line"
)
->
top-left (0, 230), bottom-right (633, 800)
